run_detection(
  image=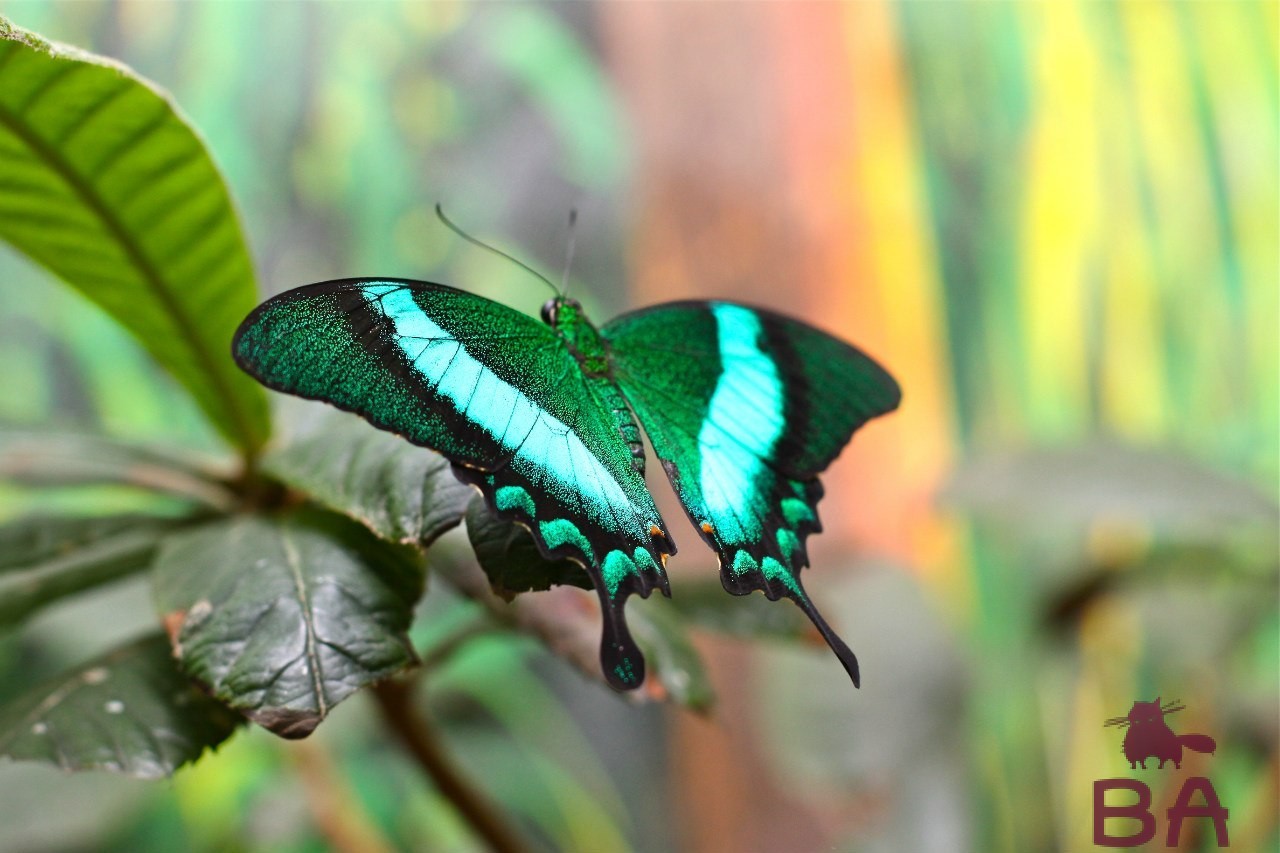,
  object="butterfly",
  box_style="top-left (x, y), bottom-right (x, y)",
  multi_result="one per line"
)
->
top-left (232, 233), bottom-right (900, 692)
